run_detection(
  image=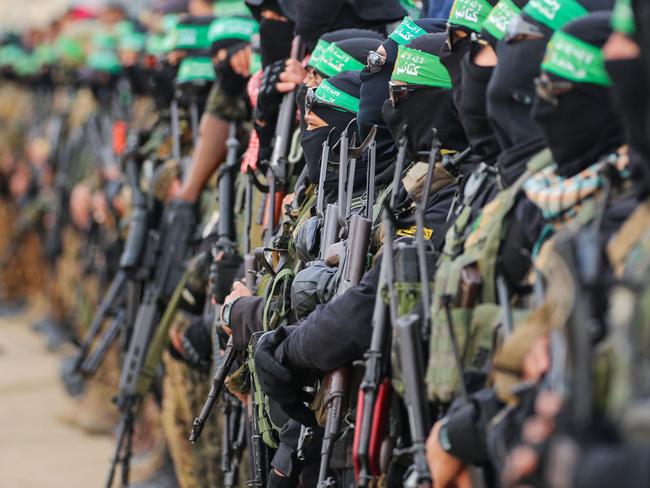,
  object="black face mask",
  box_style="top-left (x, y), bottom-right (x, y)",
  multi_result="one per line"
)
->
top-left (487, 38), bottom-right (547, 151)
top-left (381, 88), bottom-right (467, 161)
top-left (440, 35), bottom-right (471, 111)
top-left (358, 65), bottom-right (394, 158)
top-left (259, 18), bottom-right (294, 68)
top-left (533, 82), bottom-right (623, 177)
top-left (296, 83), bottom-right (308, 133)
top-left (459, 53), bottom-right (500, 166)
top-left (214, 58), bottom-right (248, 97)
top-left (301, 125), bottom-right (332, 183)
top-left (124, 65), bottom-right (149, 96)
top-left (151, 61), bottom-right (178, 109)
top-left (606, 57), bottom-right (650, 196)
top-left (606, 57), bottom-right (650, 163)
